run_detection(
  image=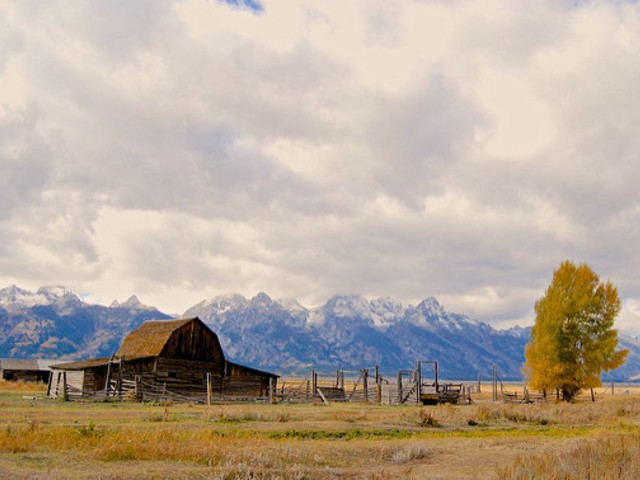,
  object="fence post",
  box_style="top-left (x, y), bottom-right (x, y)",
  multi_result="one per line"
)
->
top-left (206, 372), bottom-right (212, 405)
top-left (62, 371), bottom-right (68, 401)
top-left (116, 364), bottom-right (123, 399)
top-left (340, 371), bottom-right (344, 390)
top-left (46, 371), bottom-right (53, 397)
top-left (268, 377), bottom-right (273, 404)
top-left (612, 381), bottom-right (615, 396)
top-left (397, 370), bottom-right (403, 405)
top-left (477, 373), bottom-right (481, 393)
top-left (135, 375), bottom-right (142, 402)
top-left (492, 364), bottom-right (498, 402)
top-left (312, 370), bottom-right (317, 399)
top-left (362, 369), bottom-right (369, 403)
top-left (415, 362), bottom-right (422, 404)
